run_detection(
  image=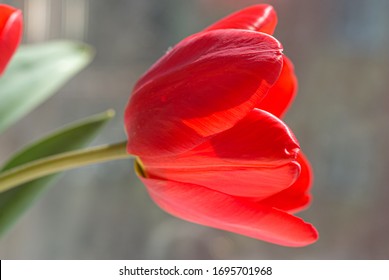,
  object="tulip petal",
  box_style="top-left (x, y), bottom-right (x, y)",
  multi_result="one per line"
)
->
top-left (139, 175), bottom-right (318, 247)
top-left (204, 4), bottom-right (277, 35)
top-left (148, 163), bottom-right (300, 199)
top-left (141, 109), bottom-right (301, 198)
top-left (125, 29), bottom-right (283, 157)
top-left (142, 109), bottom-right (299, 166)
top-left (259, 55), bottom-right (297, 118)
top-left (259, 153), bottom-right (313, 212)
top-left (0, 4), bottom-right (23, 75)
